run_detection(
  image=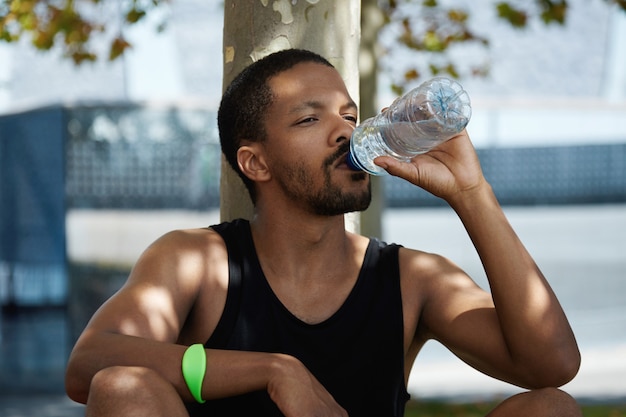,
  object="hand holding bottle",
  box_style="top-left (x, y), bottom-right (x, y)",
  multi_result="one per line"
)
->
top-left (376, 129), bottom-right (487, 204)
